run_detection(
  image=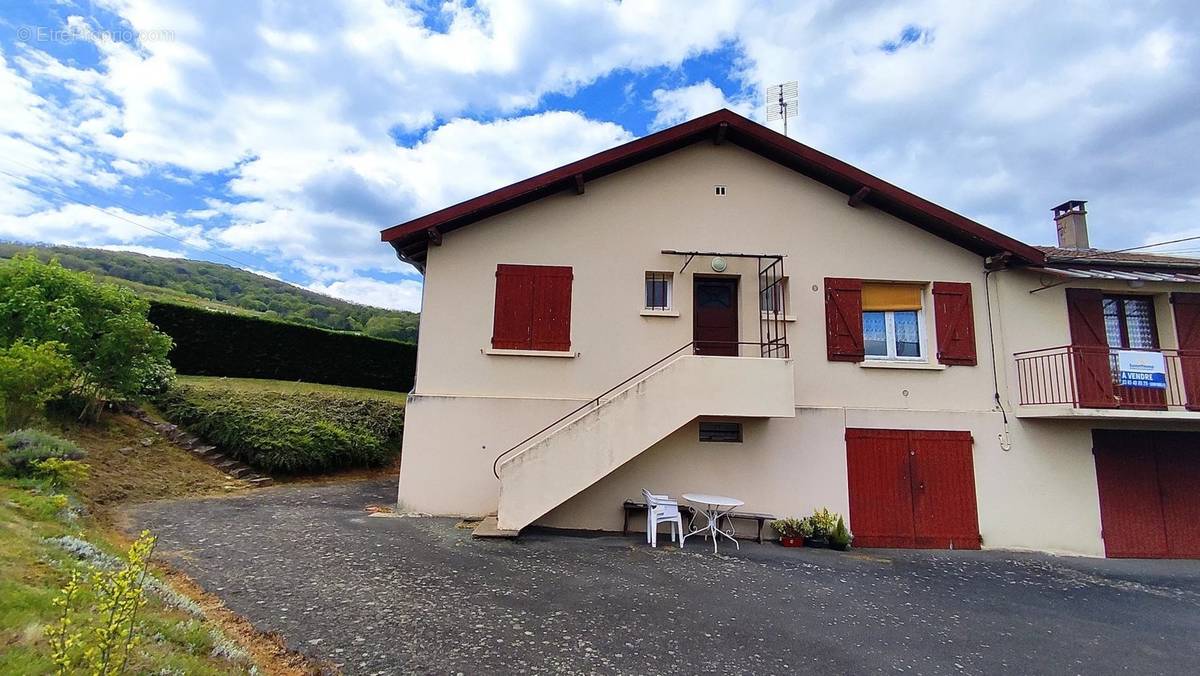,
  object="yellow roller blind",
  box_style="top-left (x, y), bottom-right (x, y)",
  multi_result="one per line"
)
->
top-left (862, 283), bottom-right (923, 311)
